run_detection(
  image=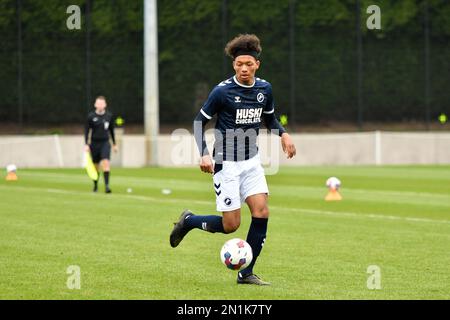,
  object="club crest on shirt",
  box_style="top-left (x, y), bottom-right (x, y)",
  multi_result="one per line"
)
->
top-left (257, 93), bottom-right (264, 103)
top-left (234, 96), bottom-right (241, 103)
